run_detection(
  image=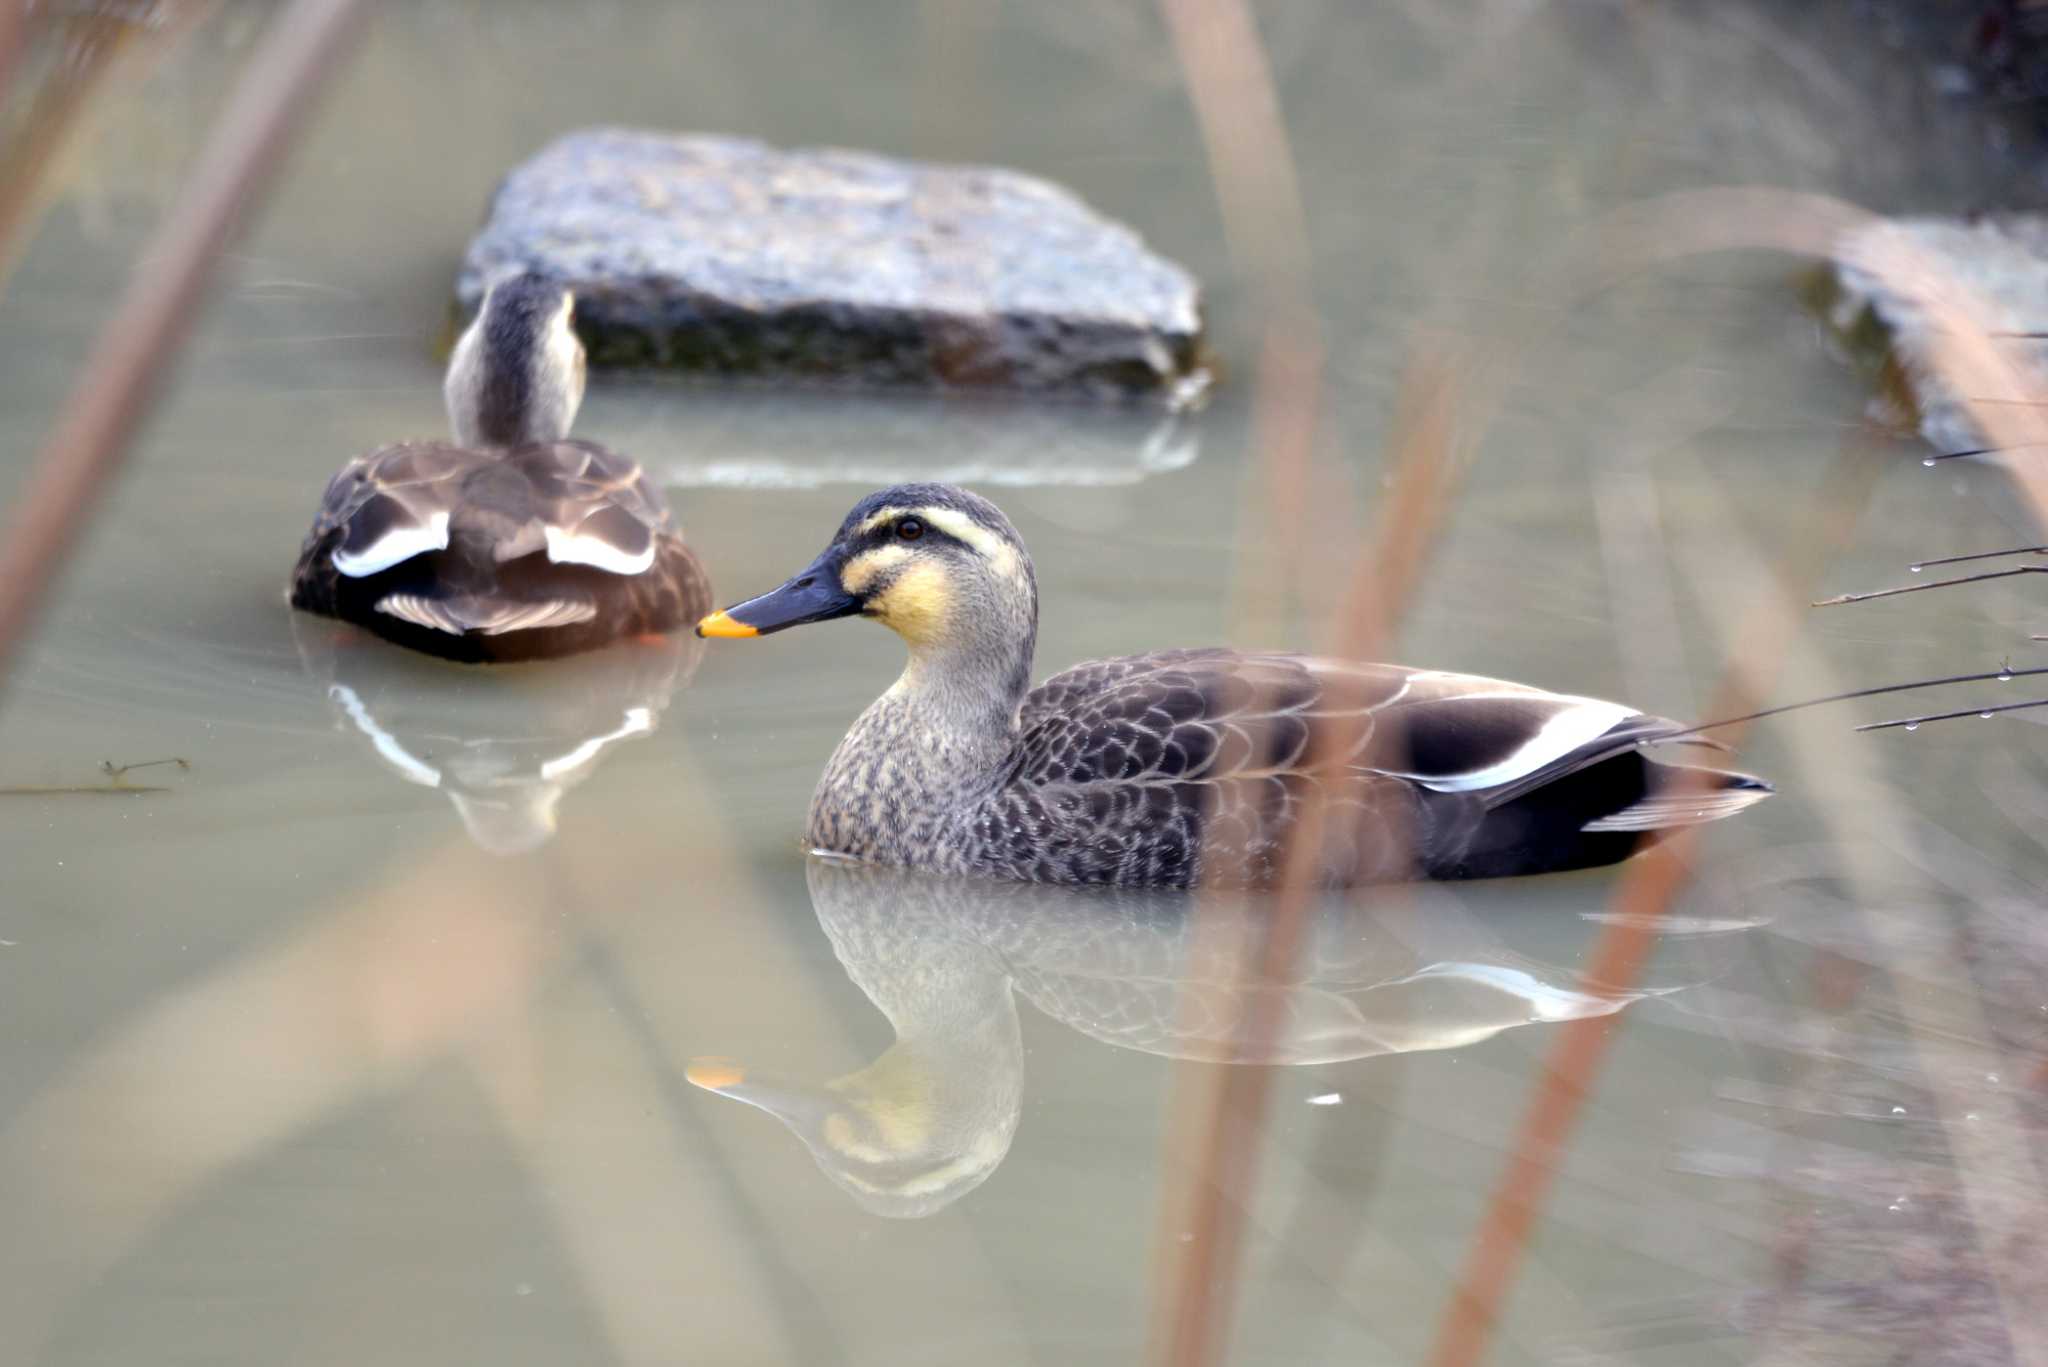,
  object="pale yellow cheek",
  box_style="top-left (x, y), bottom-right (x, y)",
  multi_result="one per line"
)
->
top-left (840, 543), bottom-right (910, 594)
top-left (869, 563), bottom-right (952, 644)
